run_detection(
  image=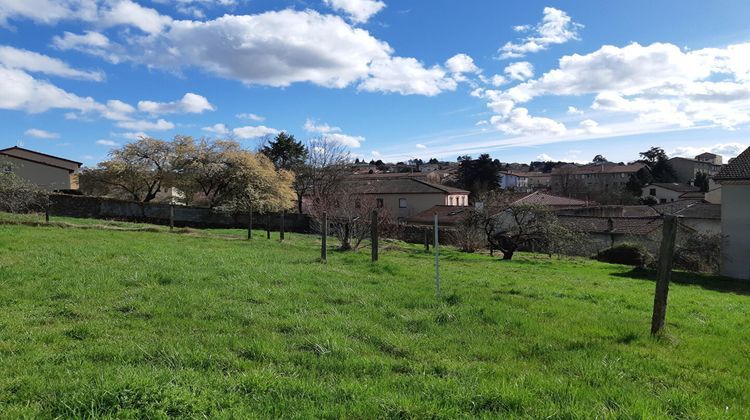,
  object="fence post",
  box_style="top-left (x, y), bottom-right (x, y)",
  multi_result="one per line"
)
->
top-left (371, 210), bottom-right (379, 262)
top-left (434, 213), bottom-right (440, 297)
top-left (266, 215), bottom-right (271, 239)
top-left (45, 203), bottom-right (50, 224)
top-left (280, 212), bottom-right (285, 241)
top-left (424, 228), bottom-right (429, 252)
top-left (247, 210), bottom-right (253, 240)
top-left (651, 215), bottom-right (678, 336)
top-left (321, 212), bottom-right (328, 261)
top-left (169, 204), bottom-right (175, 230)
